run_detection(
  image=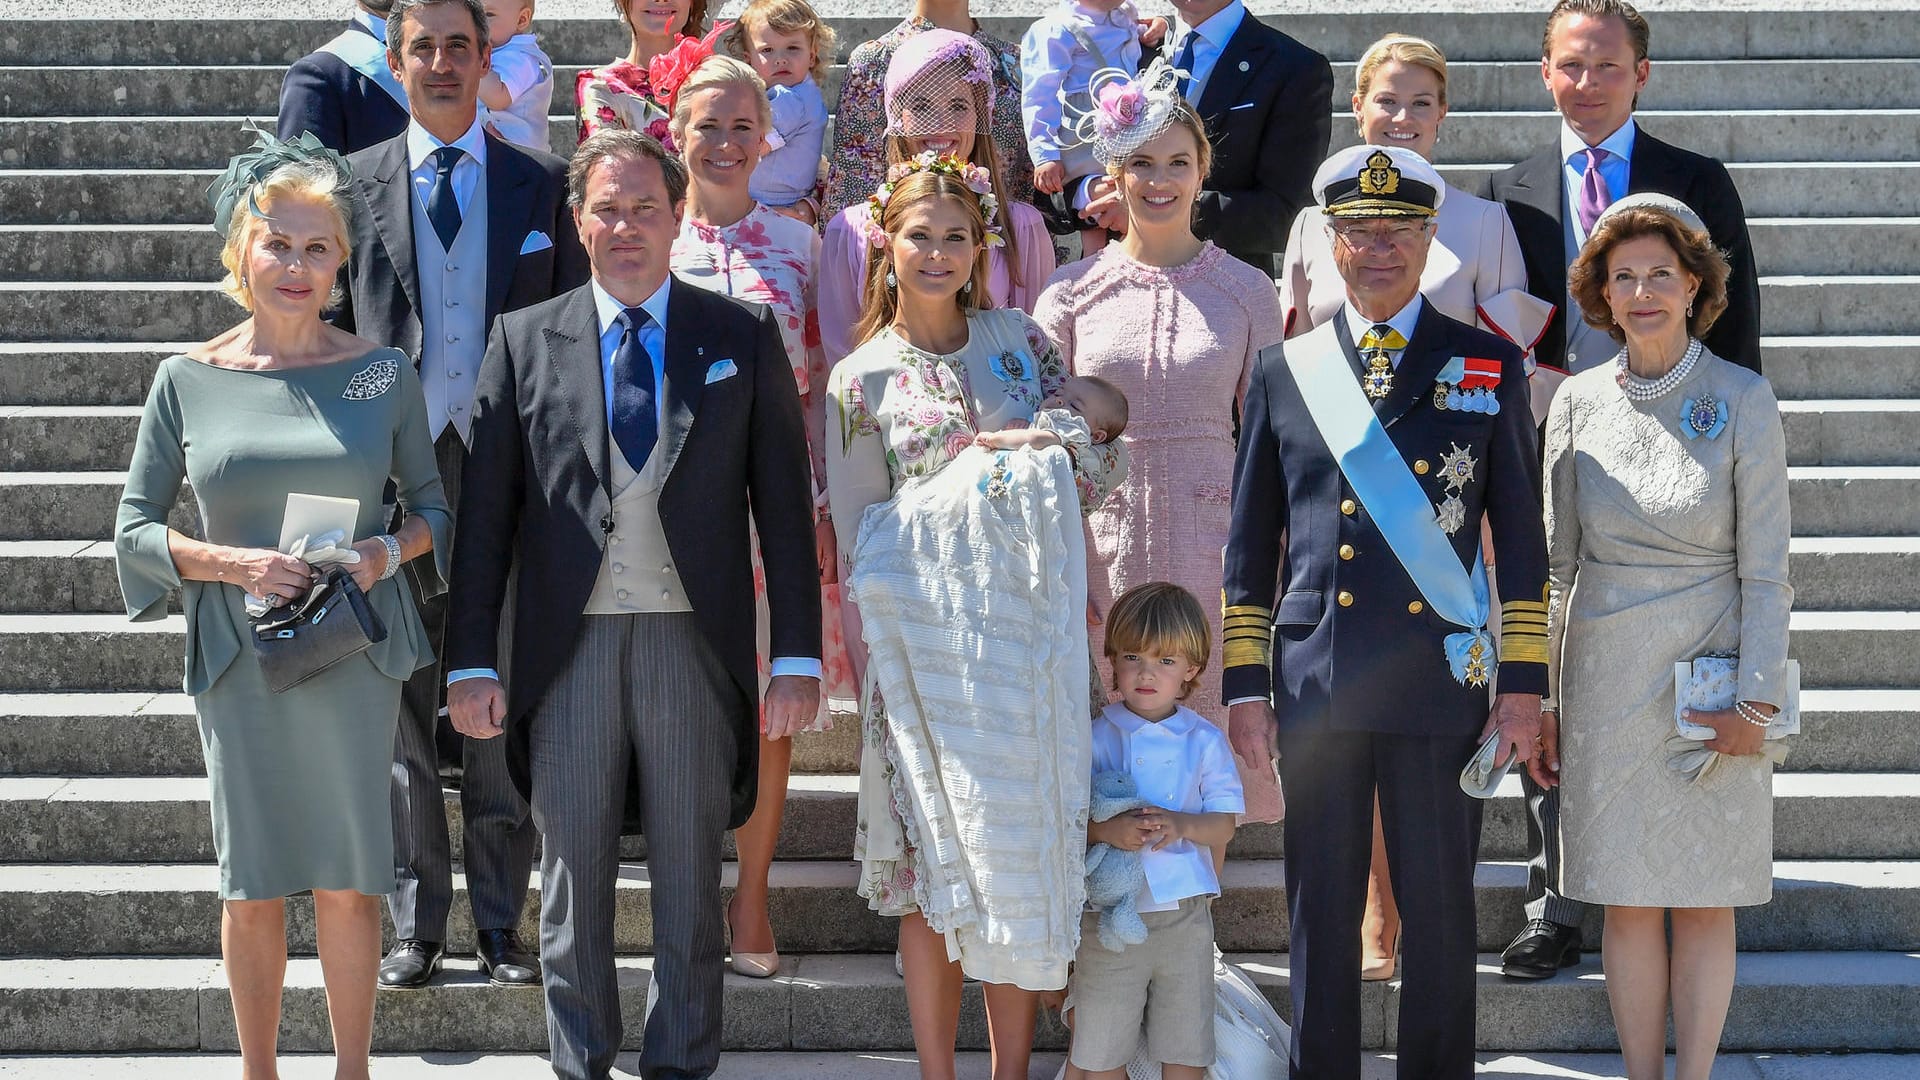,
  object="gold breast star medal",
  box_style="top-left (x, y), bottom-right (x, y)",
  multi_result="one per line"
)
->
top-left (1463, 636), bottom-right (1490, 687)
top-left (1444, 628), bottom-right (1496, 688)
